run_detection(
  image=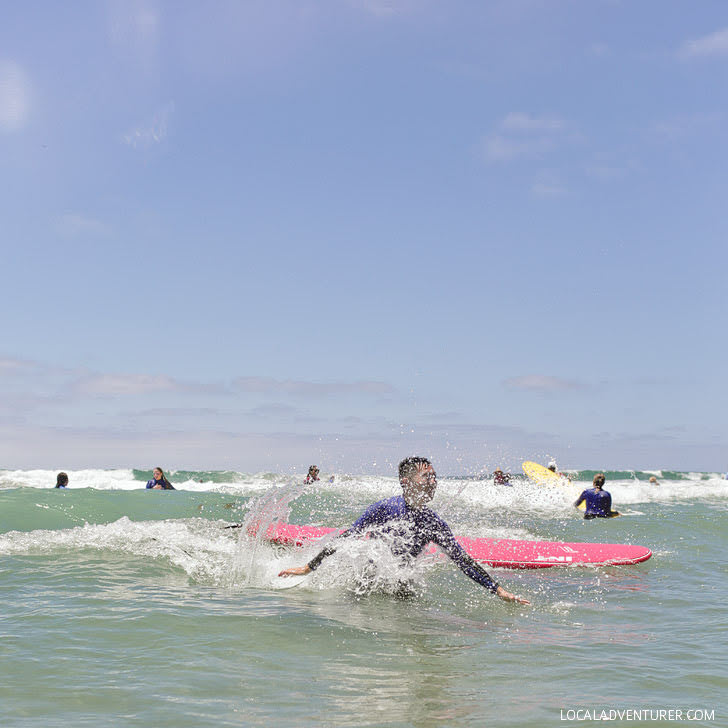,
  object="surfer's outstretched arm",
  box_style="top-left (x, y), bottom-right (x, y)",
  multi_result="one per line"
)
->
top-left (427, 513), bottom-right (530, 605)
top-left (278, 527), bottom-right (358, 577)
top-left (279, 501), bottom-right (392, 577)
top-left (574, 491), bottom-right (586, 509)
